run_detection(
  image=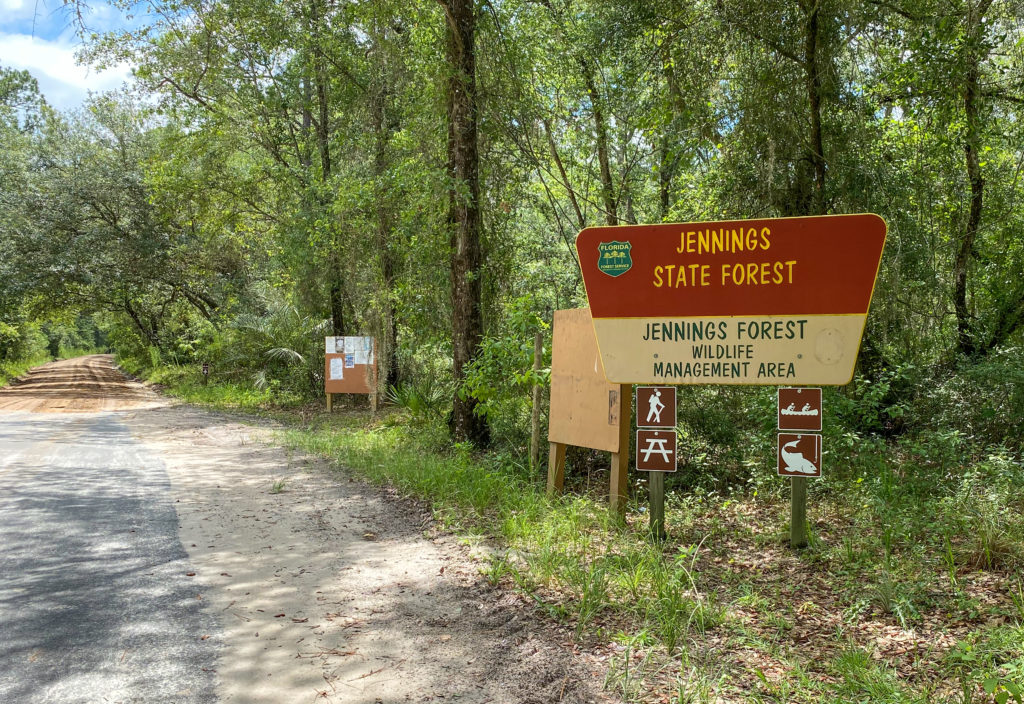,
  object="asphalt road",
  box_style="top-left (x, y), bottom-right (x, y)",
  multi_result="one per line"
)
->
top-left (0, 411), bottom-right (219, 703)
